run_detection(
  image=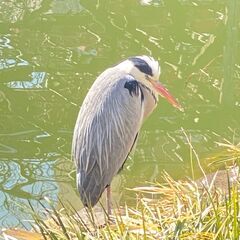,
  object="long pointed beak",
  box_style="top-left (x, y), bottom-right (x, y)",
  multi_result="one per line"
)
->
top-left (150, 80), bottom-right (183, 111)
